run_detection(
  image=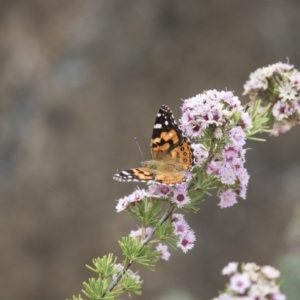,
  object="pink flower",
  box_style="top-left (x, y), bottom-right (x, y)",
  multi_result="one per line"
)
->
top-left (272, 101), bottom-right (288, 121)
top-left (240, 112), bottom-right (253, 130)
top-left (229, 126), bottom-right (246, 147)
top-left (235, 167), bottom-right (250, 188)
top-left (172, 190), bottom-right (190, 208)
top-left (156, 243), bottom-right (171, 261)
top-left (207, 161), bottom-right (222, 176)
top-left (171, 213), bottom-right (185, 223)
top-left (129, 228), bottom-right (142, 238)
top-left (177, 231), bottom-right (196, 253)
top-left (272, 293), bottom-right (286, 300)
top-left (230, 273), bottom-right (251, 294)
top-left (270, 121), bottom-right (292, 136)
top-left (222, 262), bottom-right (238, 275)
top-left (145, 227), bottom-right (154, 236)
top-left (116, 196), bottom-right (130, 212)
top-left (172, 218), bottom-right (190, 237)
top-left (219, 189), bottom-right (238, 208)
top-left (239, 186), bottom-right (247, 200)
top-left (147, 184), bottom-right (173, 198)
top-left (192, 143), bottom-right (208, 166)
top-left (291, 73), bottom-right (300, 87)
top-left (128, 189), bottom-right (147, 203)
top-left (129, 227), bottom-right (153, 238)
top-left (219, 165), bottom-right (236, 185)
top-left (223, 146), bottom-right (240, 164)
